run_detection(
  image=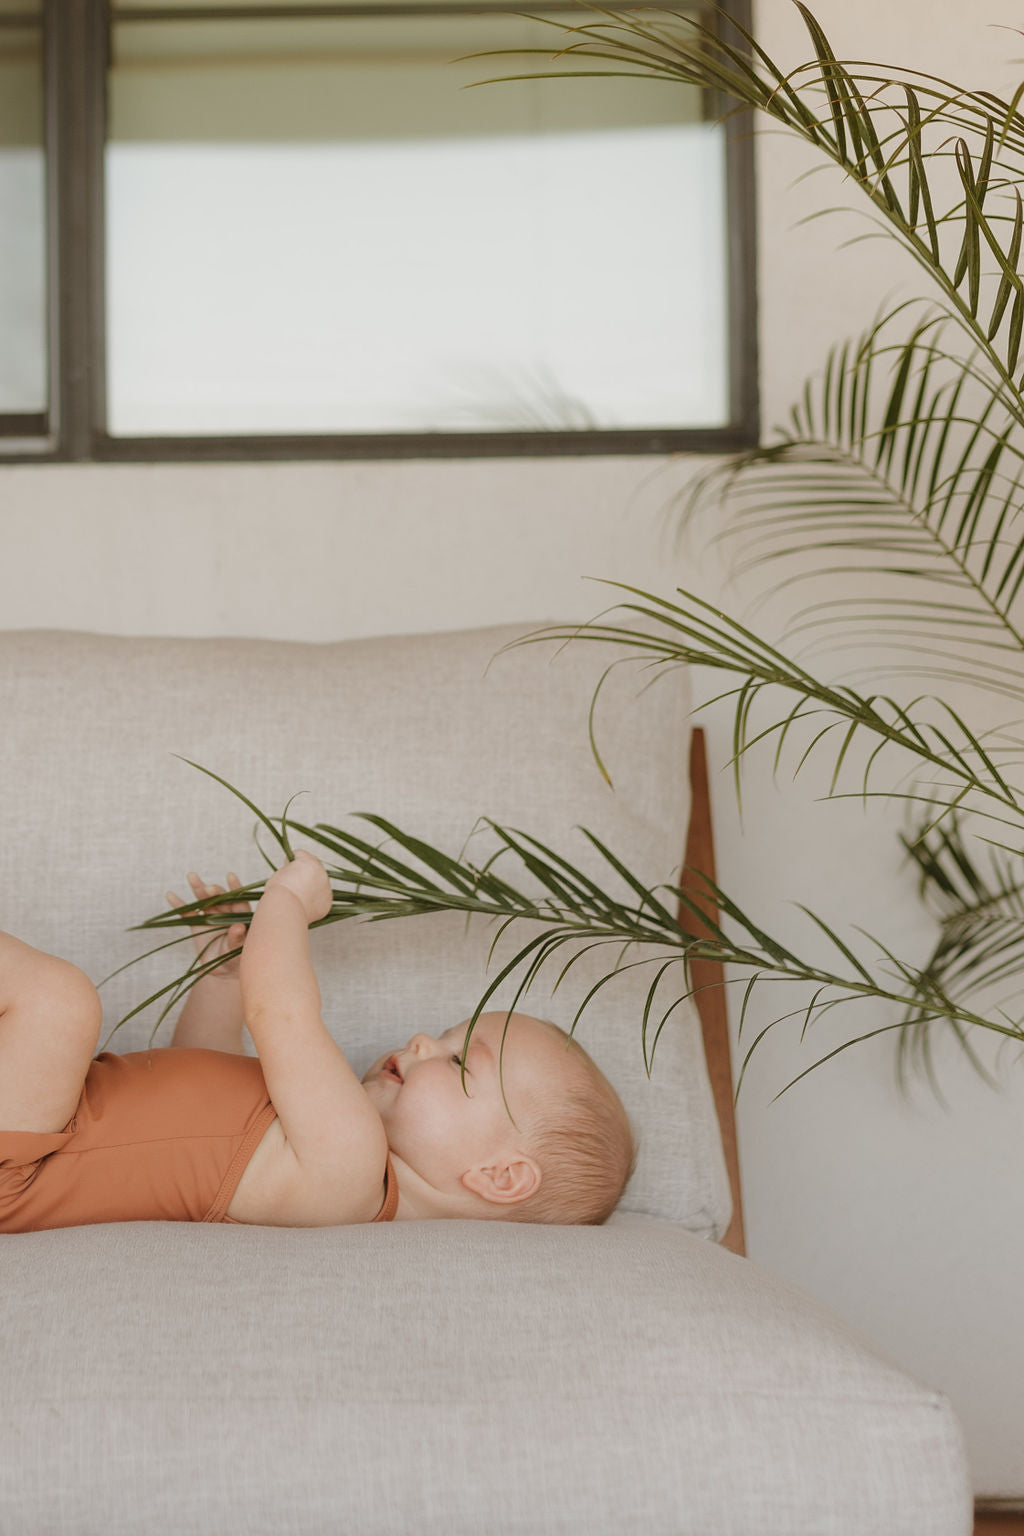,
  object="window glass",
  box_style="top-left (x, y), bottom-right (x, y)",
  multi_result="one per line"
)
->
top-left (0, 2), bottom-right (46, 417)
top-left (105, 8), bottom-right (728, 437)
